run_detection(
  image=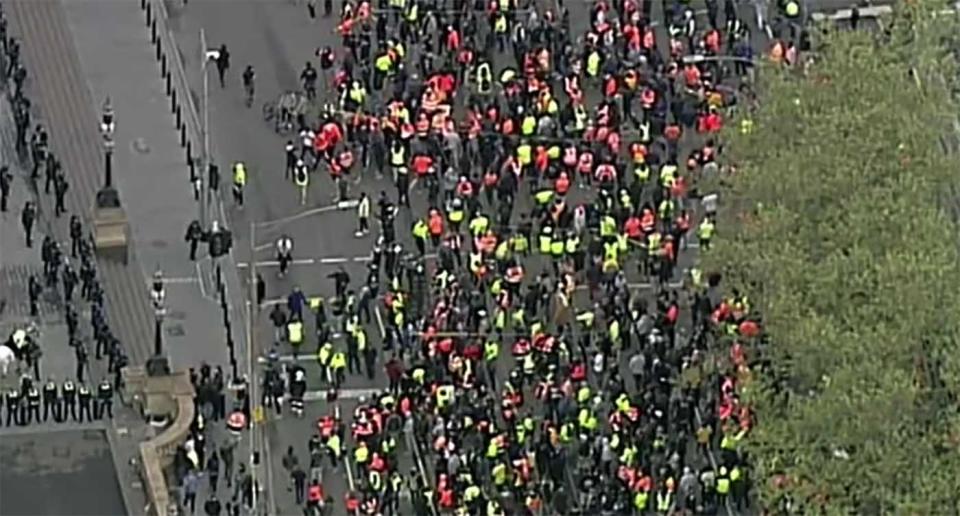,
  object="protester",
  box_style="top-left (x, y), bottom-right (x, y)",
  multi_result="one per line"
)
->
top-left (245, 0), bottom-right (779, 512)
